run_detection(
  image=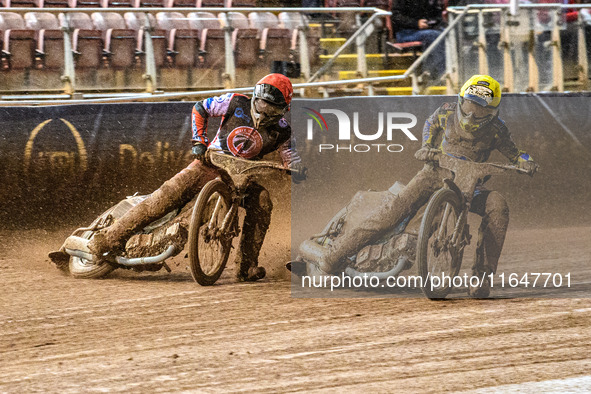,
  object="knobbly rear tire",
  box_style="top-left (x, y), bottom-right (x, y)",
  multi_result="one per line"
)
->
top-left (69, 231), bottom-right (116, 279)
top-left (189, 179), bottom-right (233, 286)
top-left (417, 188), bottom-right (463, 299)
top-left (69, 195), bottom-right (149, 279)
